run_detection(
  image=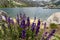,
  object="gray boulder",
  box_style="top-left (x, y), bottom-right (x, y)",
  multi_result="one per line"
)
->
top-left (47, 12), bottom-right (60, 24)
